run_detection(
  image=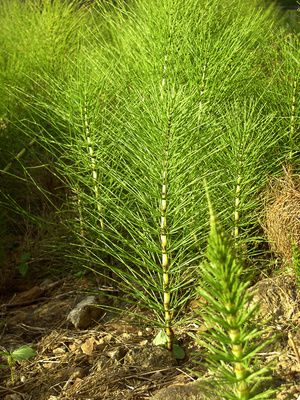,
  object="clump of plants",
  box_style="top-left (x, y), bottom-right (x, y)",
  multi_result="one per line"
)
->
top-left (0, 0), bottom-right (298, 386)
